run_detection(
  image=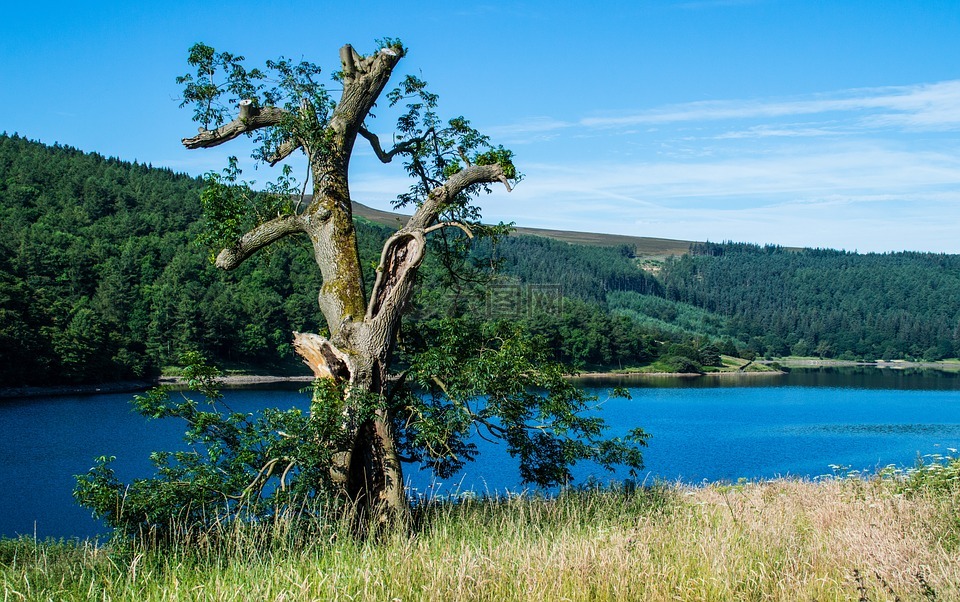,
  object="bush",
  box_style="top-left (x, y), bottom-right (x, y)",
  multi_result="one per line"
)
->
top-left (656, 355), bottom-right (703, 374)
top-left (74, 352), bottom-right (337, 542)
